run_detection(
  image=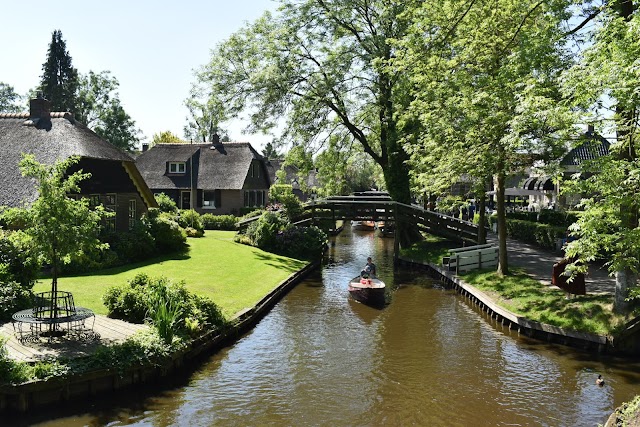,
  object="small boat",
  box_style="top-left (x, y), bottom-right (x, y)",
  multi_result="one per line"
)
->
top-left (352, 220), bottom-right (376, 230)
top-left (348, 276), bottom-right (386, 307)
